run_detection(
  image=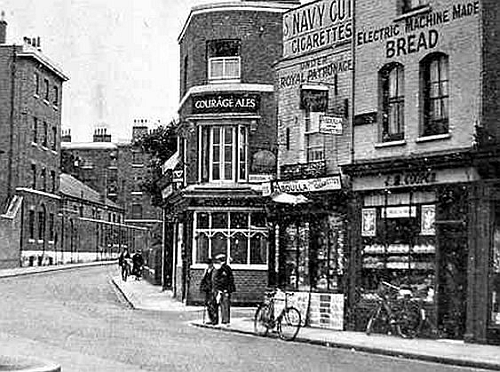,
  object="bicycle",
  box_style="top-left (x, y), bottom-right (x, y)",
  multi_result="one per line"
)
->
top-left (365, 281), bottom-right (420, 338)
top-left (254, 288), bottom-right (302, 341)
